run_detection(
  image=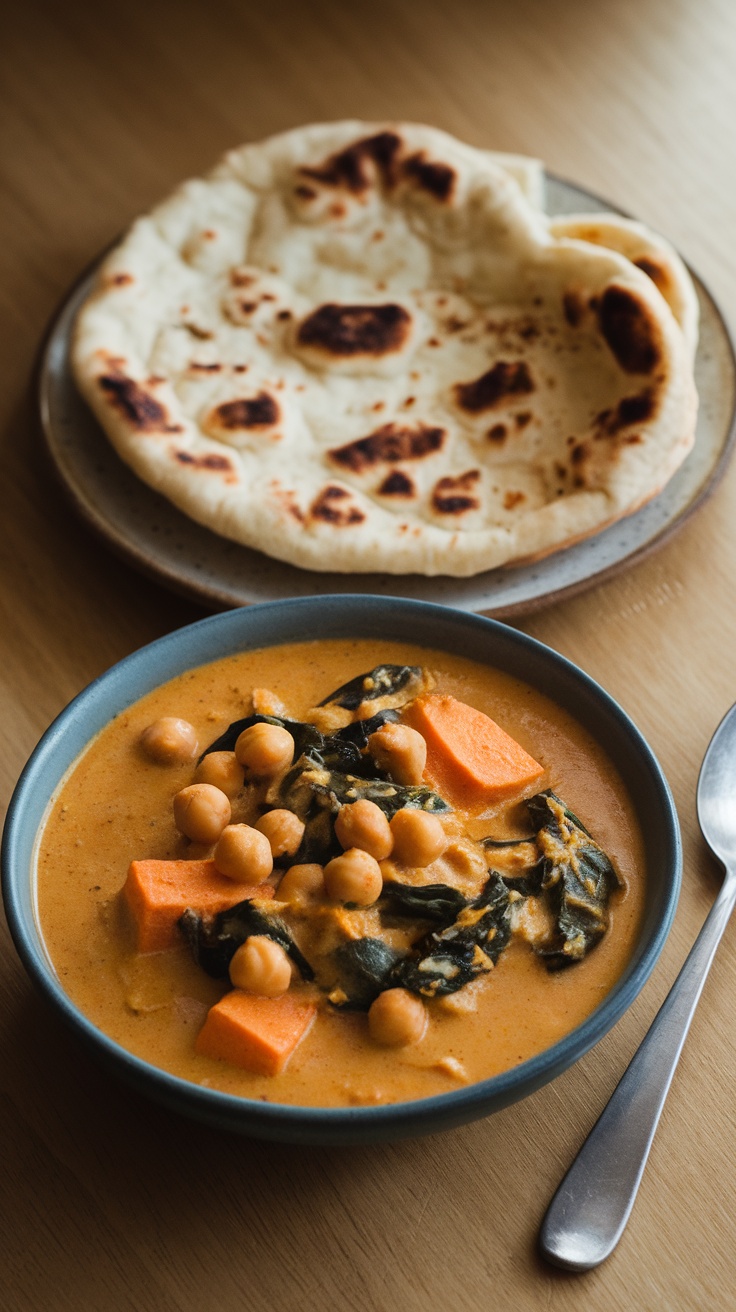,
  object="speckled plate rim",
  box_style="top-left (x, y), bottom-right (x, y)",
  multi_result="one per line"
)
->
top-left (36, 172), bottom-right (736, 617)
top-left (2, 596), bottom-right (681, 1143)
